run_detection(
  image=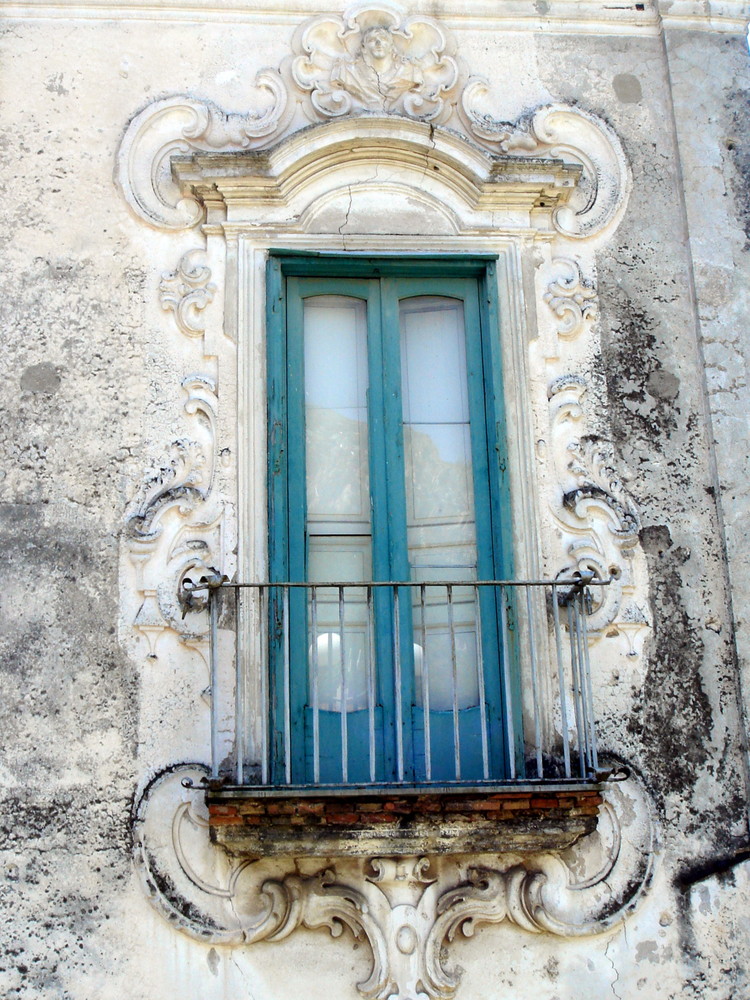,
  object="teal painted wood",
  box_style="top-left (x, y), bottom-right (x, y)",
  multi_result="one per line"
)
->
top-left (285, 276), bottom-right (388, 783)
top-left (271, 250), bottom-right (499, 279)
top-left (478, 262), bottom-right (525, 777)
top-left (266, 254), bottom-right (517, 785)
top-left (266, 256), bottom-right (290, 783)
